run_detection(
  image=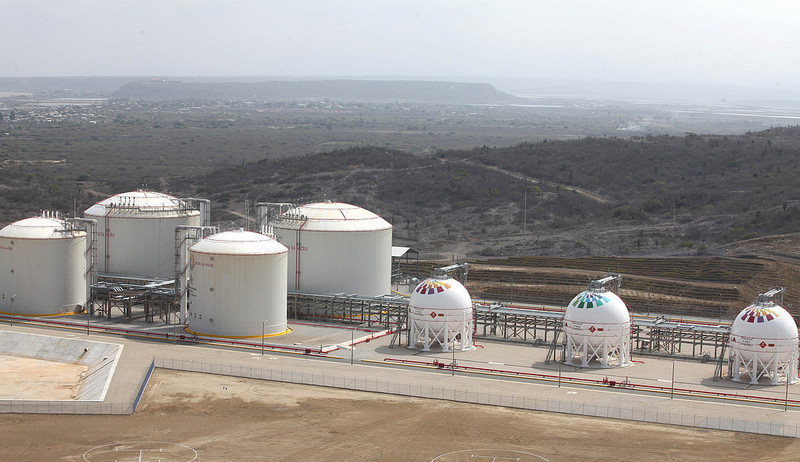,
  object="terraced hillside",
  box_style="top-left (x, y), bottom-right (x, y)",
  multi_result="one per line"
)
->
top-left (402, 254), bottom-right (800, 321)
